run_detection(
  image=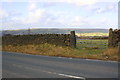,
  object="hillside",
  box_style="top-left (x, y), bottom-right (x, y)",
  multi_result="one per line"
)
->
top-left (1, 28), bottom-right (109, 36)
